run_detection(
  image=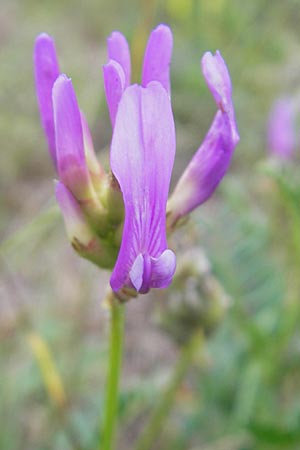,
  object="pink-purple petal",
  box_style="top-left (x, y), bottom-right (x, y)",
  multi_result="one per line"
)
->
top-left (107, 31), bottom-right (131, 88)
top-left (53, 74), bottom-right (89, 197)
top-left (103, 60), bottom-right (126, 127)
top-left (142, 24), bottom-right (173, 94)
top-left (129, 254), bottom-right (144, 292)
top-left (168, 112), bottom-right (233, 221)
top-left (34, 33), bottom-right (60, 168)
top-left (168, 51), bottom-right (239, 224)
top-left (150, 249), bottom-right (176, 289)
top-left (201, 50), bottom-right (232, 112)
top-left (110, 81), bottom-right (176, 294)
